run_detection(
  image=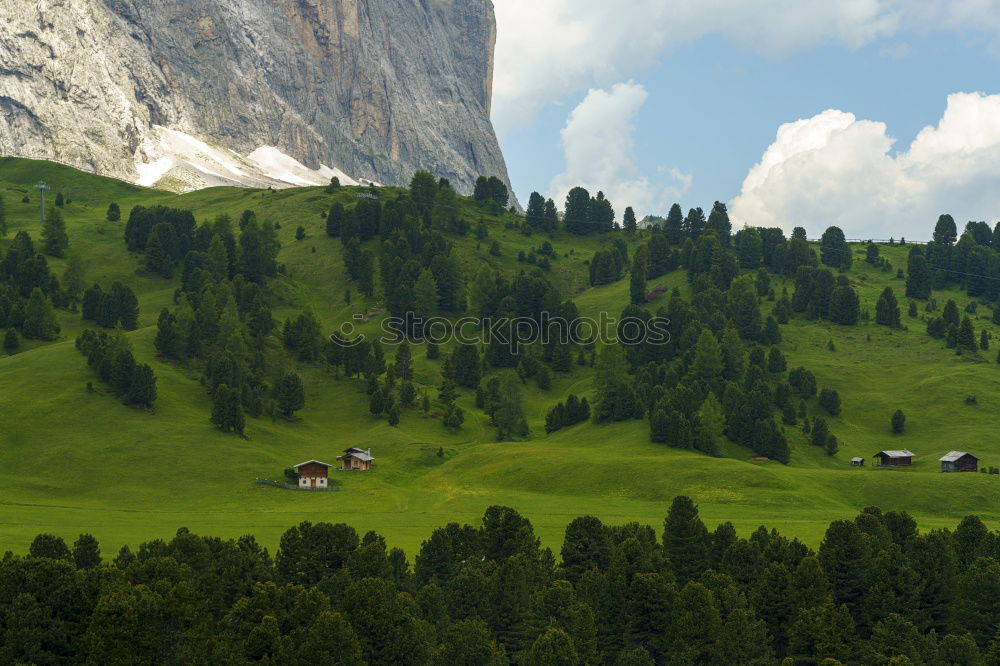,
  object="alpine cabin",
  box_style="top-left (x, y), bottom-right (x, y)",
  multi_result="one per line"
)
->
top-left (873, 450), bottom-right (914, 467)
top-left (293, 460), bottom-right (331, 489)
top-left (939, 451), bottom-right (978, 473)
top-left (850, 457), bottom-right (864, 467)
top-left (337, 447), bottom-right (374, 471)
